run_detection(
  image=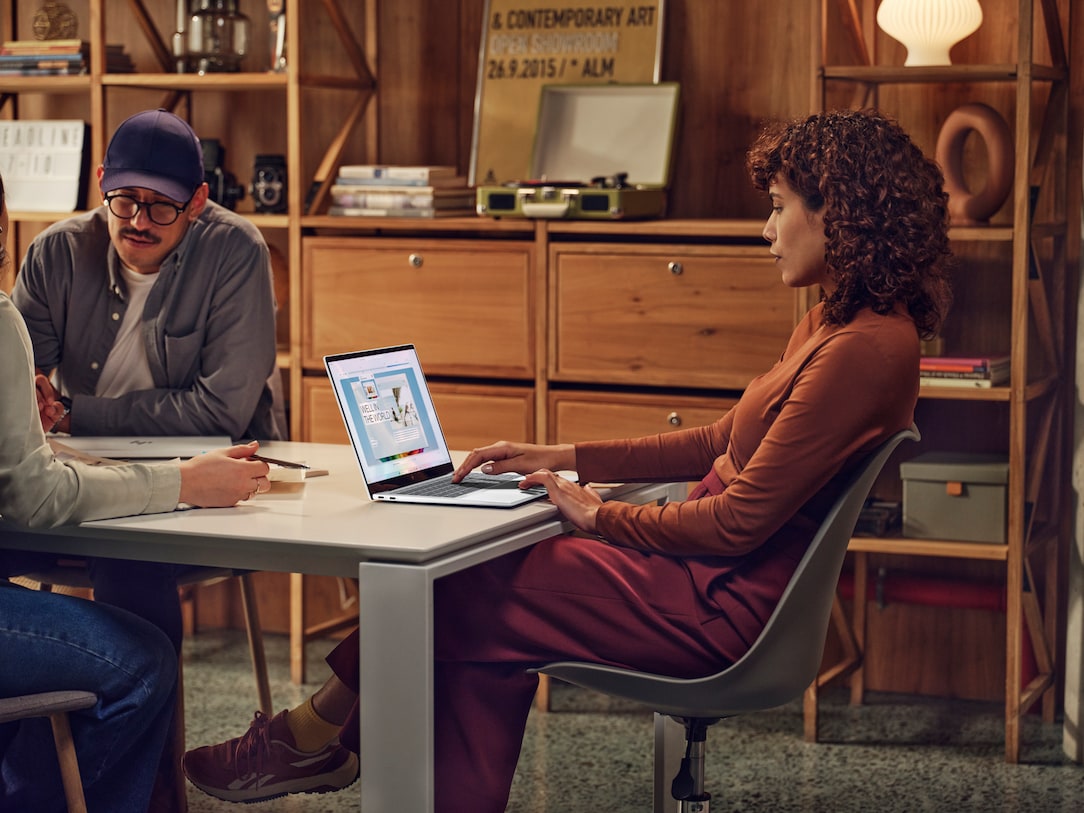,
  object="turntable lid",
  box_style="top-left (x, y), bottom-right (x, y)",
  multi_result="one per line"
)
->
top-left (528, 83), bottom-right (679, 188)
